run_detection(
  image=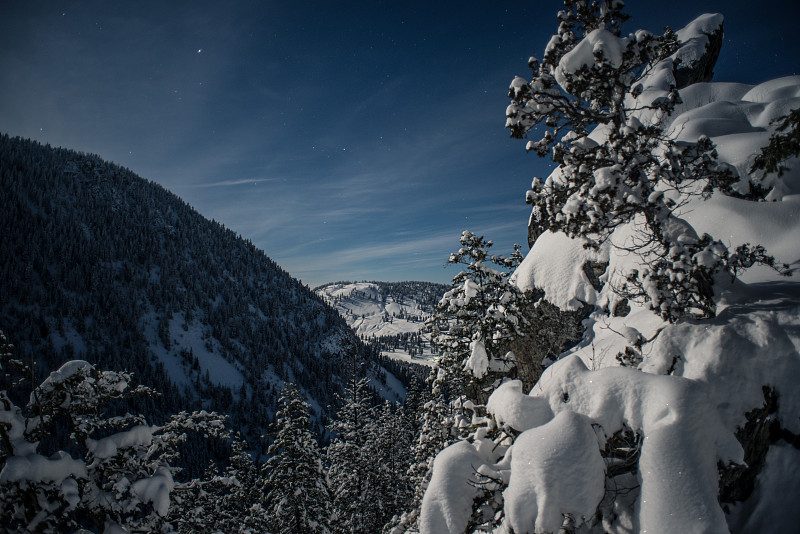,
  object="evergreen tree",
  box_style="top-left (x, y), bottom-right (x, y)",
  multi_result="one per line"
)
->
top-left (751, 106), bottom-right (800, 177)
top-left (326, 376), bottom-right (378, 534)
top-left (386, 369), bottom-right (454, 534)
top-left (171, 434), bottom-right (269, 533)
top-left (371, 401), bottom-right (414, 529)
top-left (505, 0), bottom-right (787, 321)
top-left (262, 383), bottom-right (331, 534)
top-left (0, 336), bottom-right (228, 533)
top-left (425, 231), bottom-right (528, 402)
